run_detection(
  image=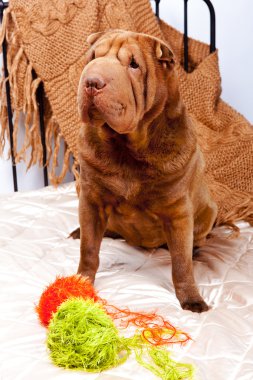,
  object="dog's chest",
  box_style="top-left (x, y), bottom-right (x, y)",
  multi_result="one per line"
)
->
top-left (83, 137), bottom-right (167, 202)
top-left (102, 172), bottom-right (143, 200)
top-left (88, 149), bottom-right (155, 201)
